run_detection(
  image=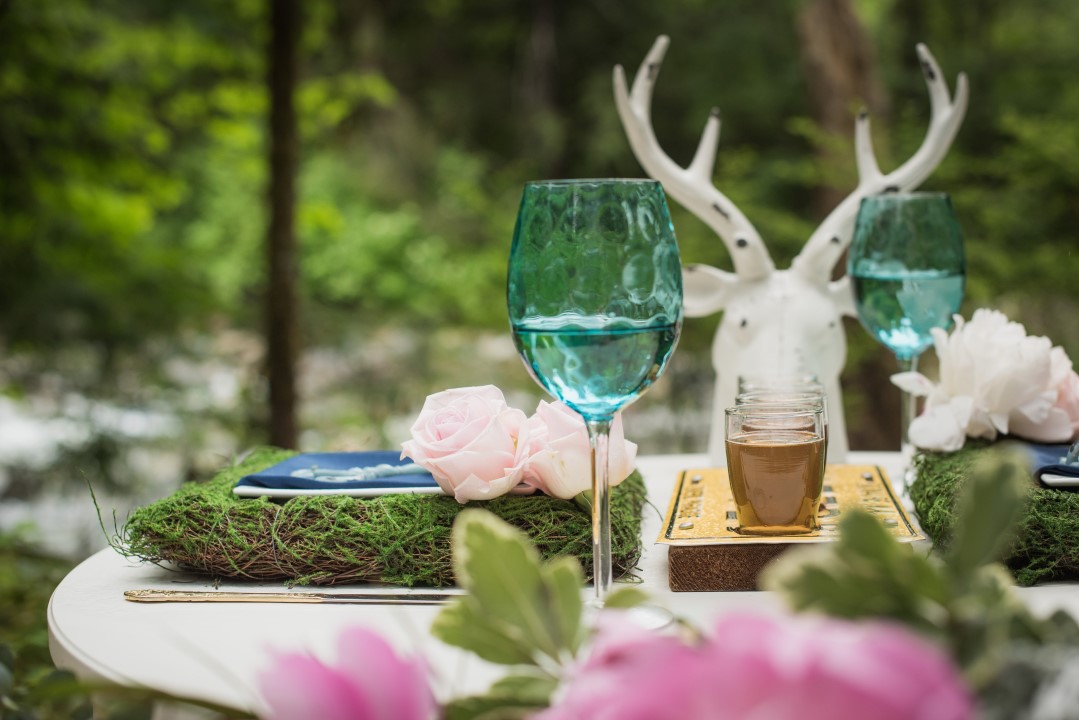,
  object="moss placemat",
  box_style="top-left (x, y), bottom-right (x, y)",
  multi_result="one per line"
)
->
top-left (911, 441), bottom-right (1079, 586)
top-left (119, 448), bottom-right (647, 587)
